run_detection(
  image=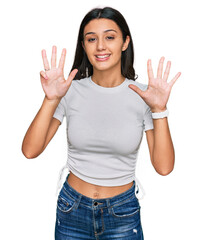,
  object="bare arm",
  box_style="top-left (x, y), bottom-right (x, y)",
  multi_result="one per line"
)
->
top-left (145, 118), bottom-right (174, 175)
top-left (22, 97), bottom-right (61, 158)
top-left (21, 45), bottom-right (78, 159)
